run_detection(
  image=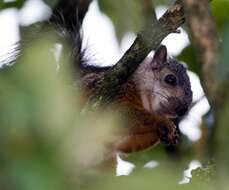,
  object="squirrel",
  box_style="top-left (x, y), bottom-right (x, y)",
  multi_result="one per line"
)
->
top-left (81, 45), bottom-right (193, 153)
